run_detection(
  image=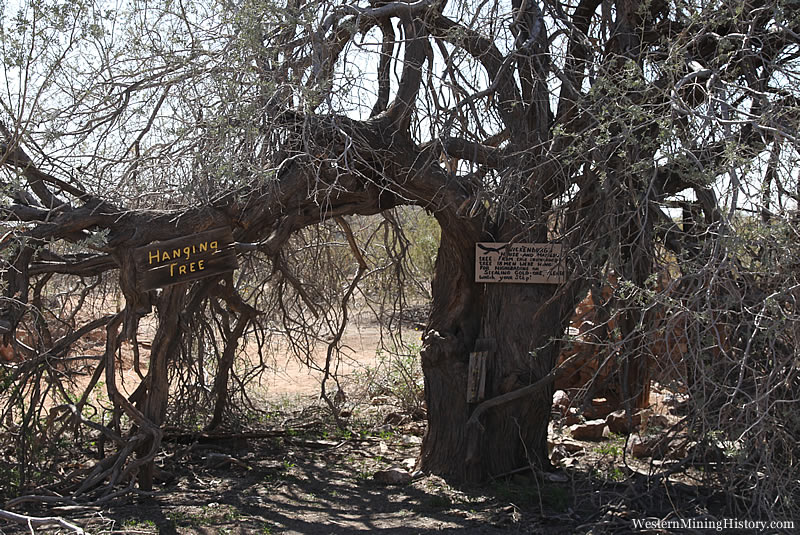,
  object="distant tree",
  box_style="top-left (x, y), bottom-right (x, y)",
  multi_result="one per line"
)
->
top-left (0, 0), bottom-right (798, 518)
